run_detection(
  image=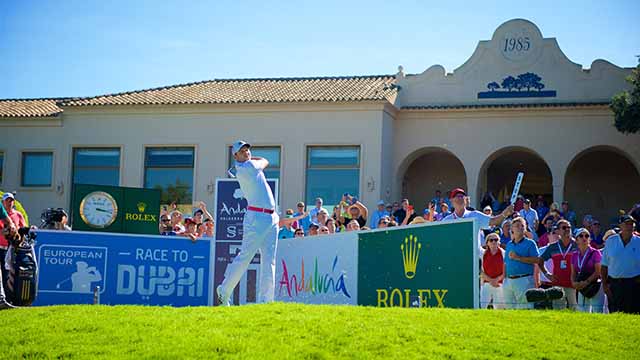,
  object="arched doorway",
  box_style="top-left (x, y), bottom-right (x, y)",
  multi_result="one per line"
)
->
top-left (564, 146), bottom-right (640, 227)
top-left (400, 148), bottom-right (467, 210)
top-left (478, 147), bottom-right (553, 210)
